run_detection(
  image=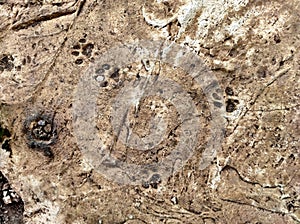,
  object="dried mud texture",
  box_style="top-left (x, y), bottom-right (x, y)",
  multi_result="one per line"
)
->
top-left (0, 0), bottom-right (299, 223)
